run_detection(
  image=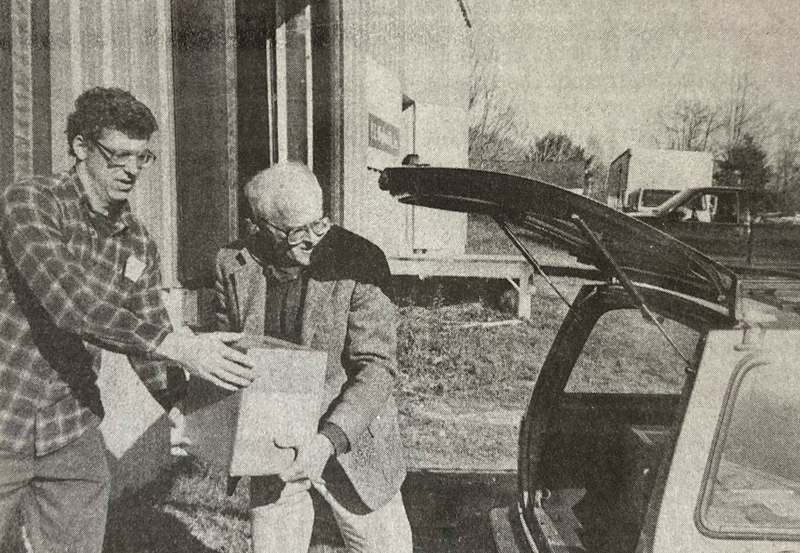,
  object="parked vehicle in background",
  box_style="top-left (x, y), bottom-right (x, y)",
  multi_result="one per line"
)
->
top-left (589, 148), bottom-right (713, 214)
top-left (623, 187), bottom-right (679, 213)
top-left (633, 186), bottom-right (800, 272)
top-left (380, 166), bottom-right (800, 553)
